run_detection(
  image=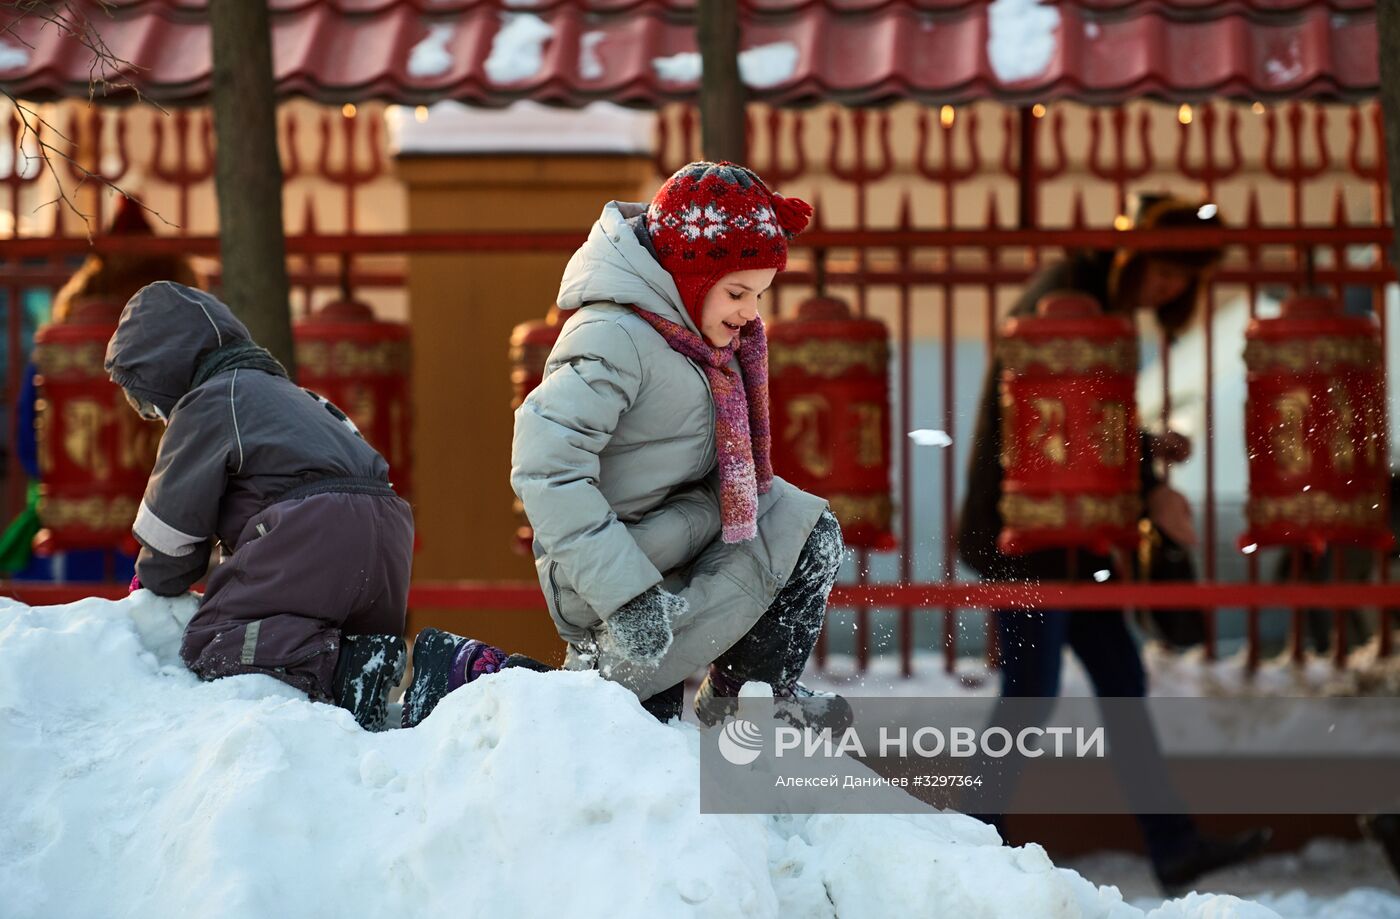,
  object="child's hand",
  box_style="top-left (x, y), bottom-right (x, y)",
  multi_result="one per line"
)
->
top-left (605, 585), bottom-right (686, 665)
